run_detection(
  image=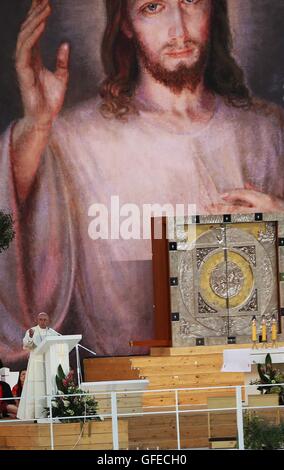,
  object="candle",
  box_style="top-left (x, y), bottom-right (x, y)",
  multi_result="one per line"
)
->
top-left (261, 318), bottom-right (267, 342)
top-left (271, 317), bottom-right (278, 341)
top-left (251, 317), bottom-right (257, 342)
